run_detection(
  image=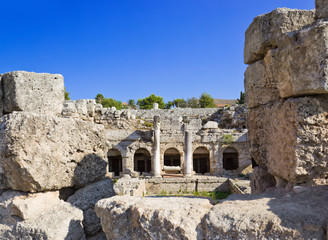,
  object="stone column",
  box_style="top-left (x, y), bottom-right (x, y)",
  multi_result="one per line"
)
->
top-left (122, 156), bottom-right (131, 176)
top-left (153, 116), bottom-right (161, 177)
top-left (184, 130), bottom-right (192, 177)
top-left (153, 103), bottom-right (159, 110)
